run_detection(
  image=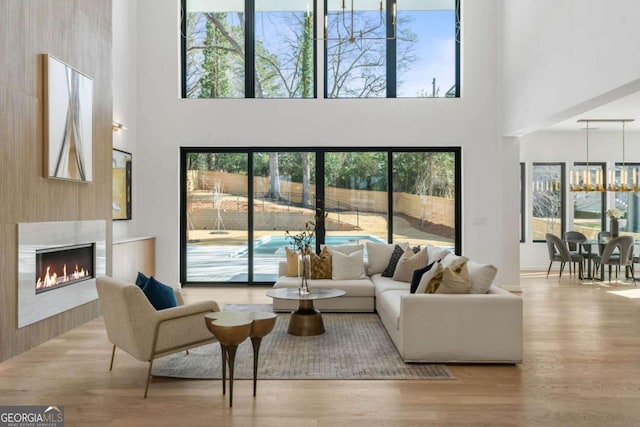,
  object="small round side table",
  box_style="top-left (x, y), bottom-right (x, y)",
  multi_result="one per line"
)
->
top-left (204, 311), bottom-right (276, 406)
